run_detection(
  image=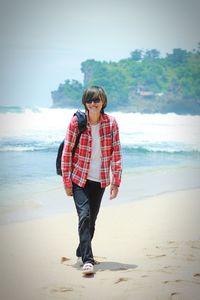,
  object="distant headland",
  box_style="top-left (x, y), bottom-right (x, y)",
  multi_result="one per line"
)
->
top-left (51, 46), bottom-right (200, 115)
